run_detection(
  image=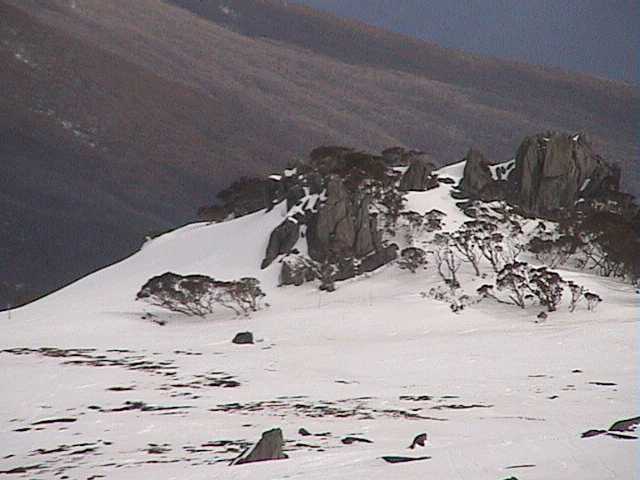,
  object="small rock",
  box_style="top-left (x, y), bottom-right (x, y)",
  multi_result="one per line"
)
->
top-left (232, 332), bottom-right (254, 345)
top-left (298, 428), bottom-right (312, 436)
top-left (409, 433), bottom-right (427, 449)
top-left (341, 436), bottom-right (373, 445)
